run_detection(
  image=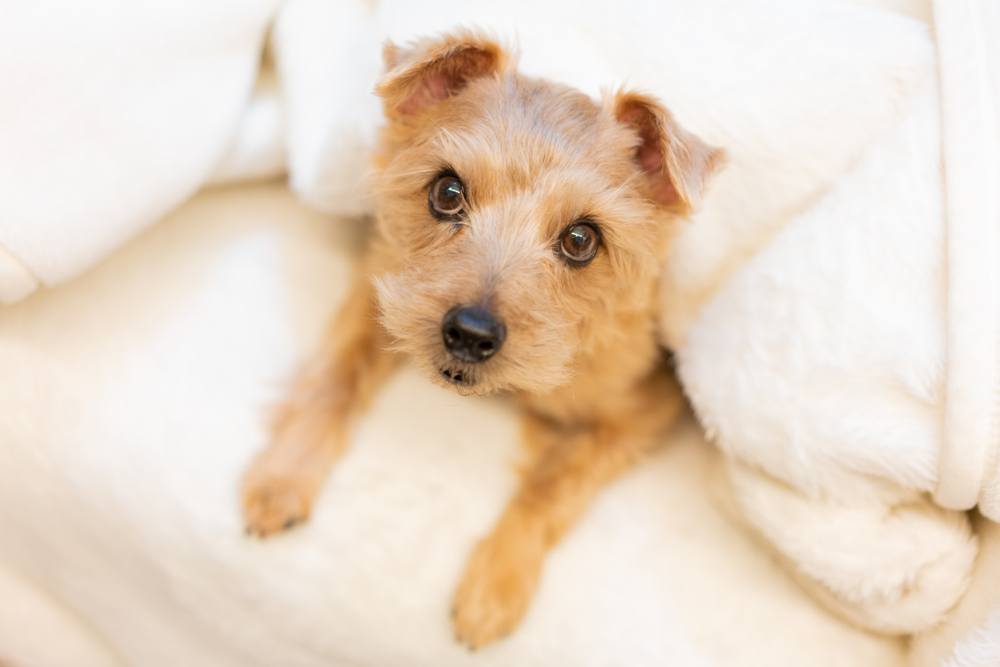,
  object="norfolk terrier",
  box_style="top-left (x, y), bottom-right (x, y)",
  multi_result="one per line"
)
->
top-left (242, 29), bottom-right (723, 649)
